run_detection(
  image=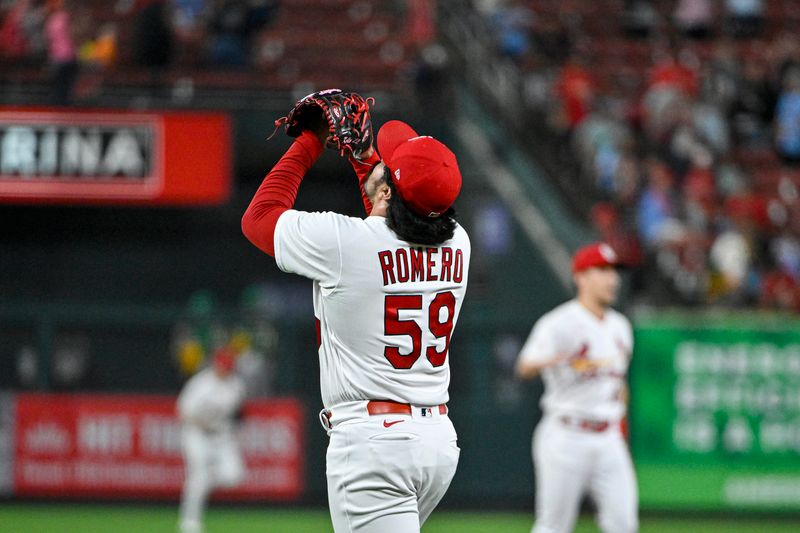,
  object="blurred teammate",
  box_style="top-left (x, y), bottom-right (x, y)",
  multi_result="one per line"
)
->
top-left (177, 348), bottom-right (246, 533)
top-left (515, 243), bottom-right (638, 533)
top-left (242, 93), bottom-right (470, 532)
